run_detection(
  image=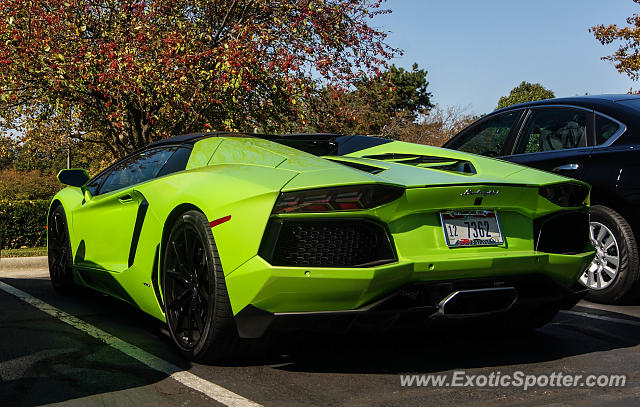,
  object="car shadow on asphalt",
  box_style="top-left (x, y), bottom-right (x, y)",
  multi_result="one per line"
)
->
top-left (269, 309), bottom-right (640, 374)
top-left (3, 276), bottom-right (640, 405)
